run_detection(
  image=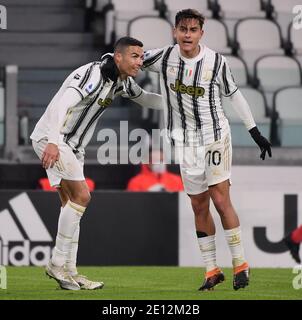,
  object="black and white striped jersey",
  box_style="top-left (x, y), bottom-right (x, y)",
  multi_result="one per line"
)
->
top-left (31, 58), bottom-right (142, 153)
top-left (143, 44), bottom-right (238, 146)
